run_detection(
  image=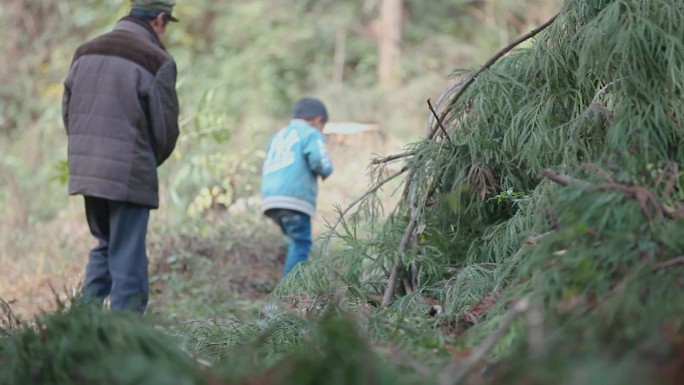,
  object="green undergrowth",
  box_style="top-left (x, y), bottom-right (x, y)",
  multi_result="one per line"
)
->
top-left (0, 299), bottom-right (439, 385)
top-left (0, 300), bottom-right (204, 385)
